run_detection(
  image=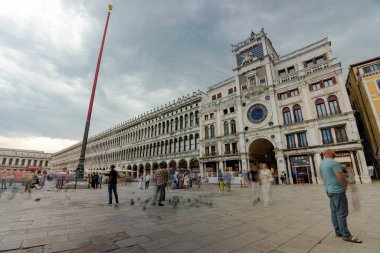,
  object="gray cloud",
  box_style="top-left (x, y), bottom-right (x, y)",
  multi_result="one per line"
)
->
top-left (0, 0), bottom-right (379, 152)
